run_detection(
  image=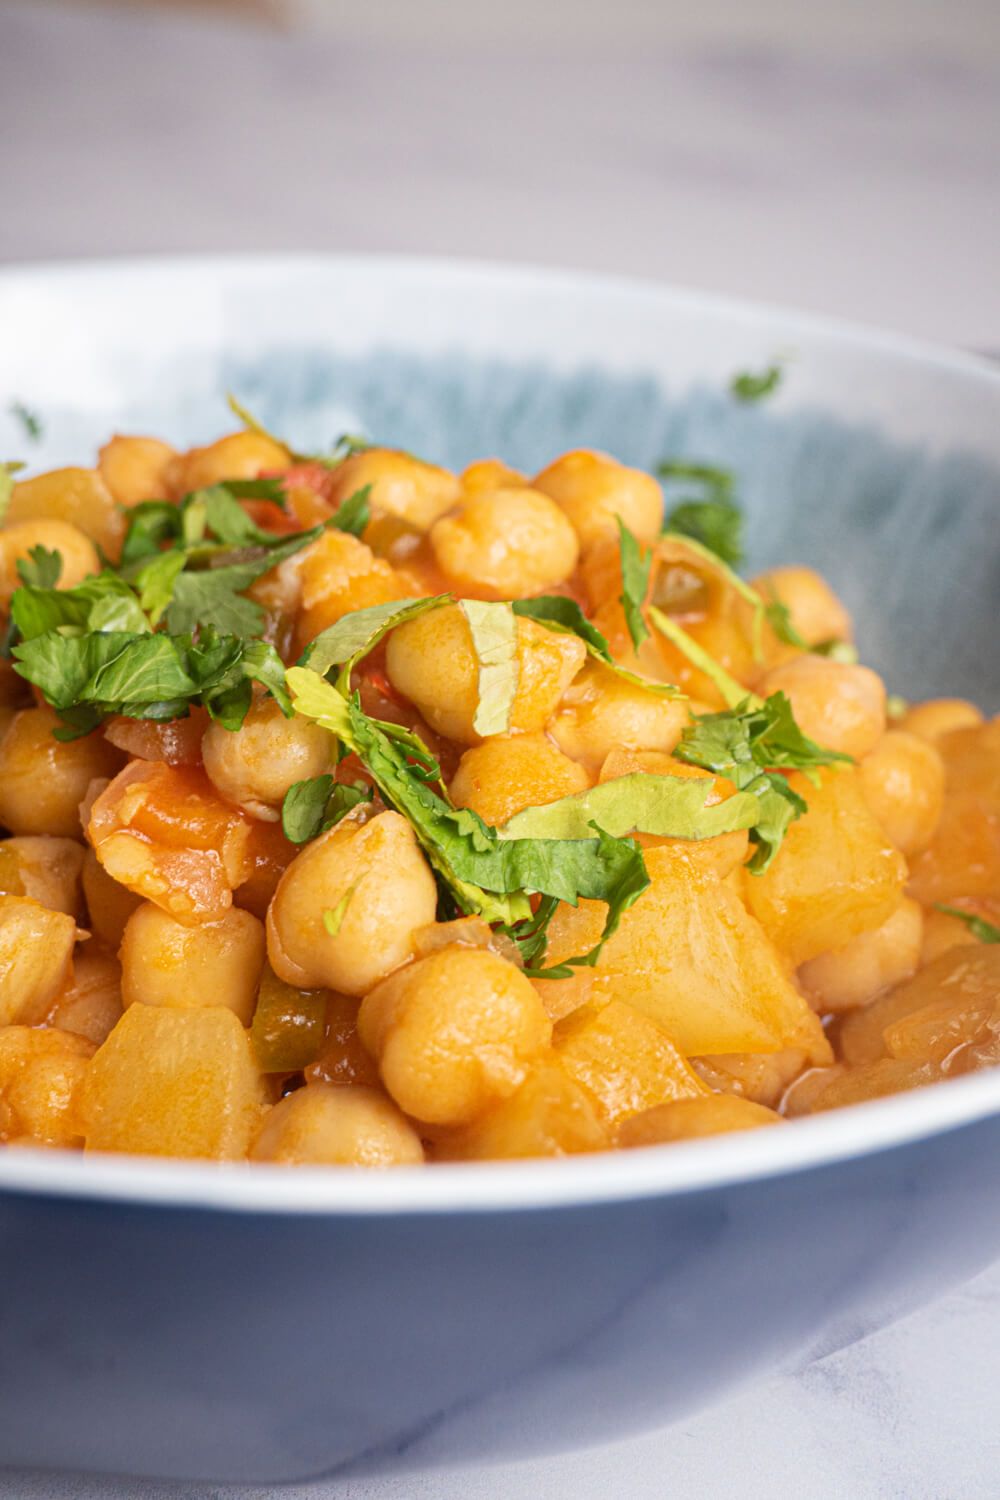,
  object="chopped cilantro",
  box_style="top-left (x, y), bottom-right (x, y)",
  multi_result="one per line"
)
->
top-left (8, 402), bottom-right (42, 442)
top-left (934, 906), bottom-right (1000, 945)
top-left (16, 545), bottom-right (63, 591)
top-left (617, 517), bottom-right (651, 650)
top-left (730, 363), bottom-right (783, 403)
top-left (281, 774), bottom-right (373, 844)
